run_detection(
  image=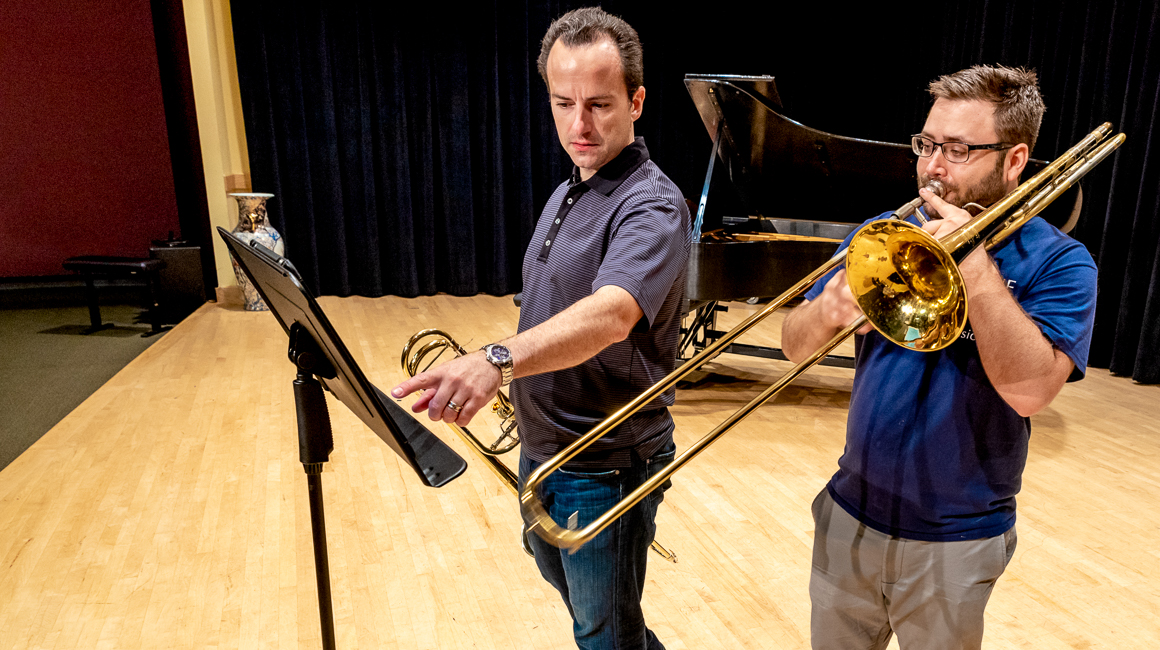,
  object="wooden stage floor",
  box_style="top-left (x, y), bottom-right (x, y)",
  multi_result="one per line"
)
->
top-left (1, 295), bottom-right (1157, 649)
